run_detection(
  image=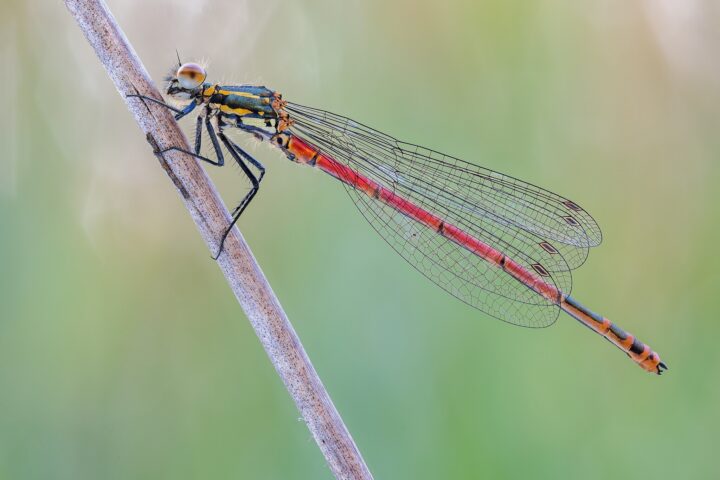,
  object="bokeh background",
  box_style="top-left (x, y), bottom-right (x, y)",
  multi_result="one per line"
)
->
top-left (1, 0), bottom-right (719, 478)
